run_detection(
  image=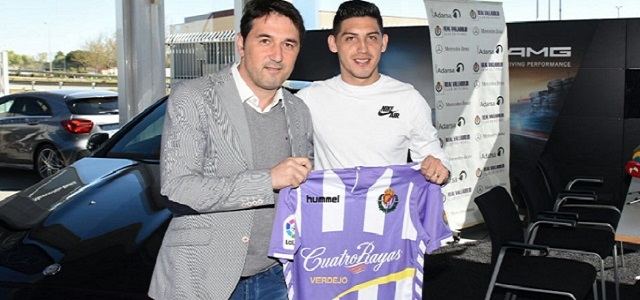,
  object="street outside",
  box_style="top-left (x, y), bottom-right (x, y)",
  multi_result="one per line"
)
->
top-left (0, 167), bottom-right (40, 201)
